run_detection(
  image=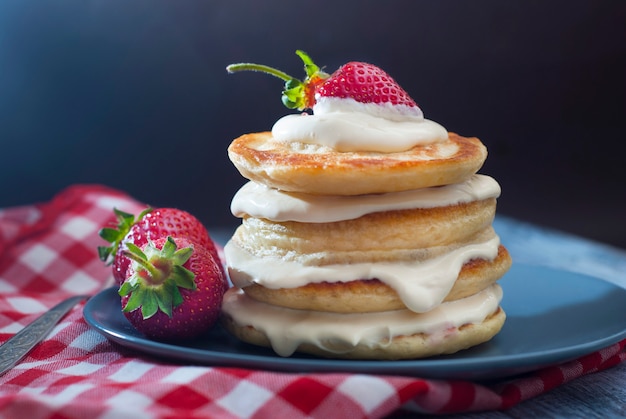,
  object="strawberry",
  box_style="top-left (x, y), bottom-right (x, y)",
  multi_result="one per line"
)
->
top-left (316, 62), bottom-right (418, 108)
top-left (98, 207), bottom-right (220, 285)
top-left (119, 236), bottom-right (226, 340)
top-left (226, 50), bottom-right (422, 118)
